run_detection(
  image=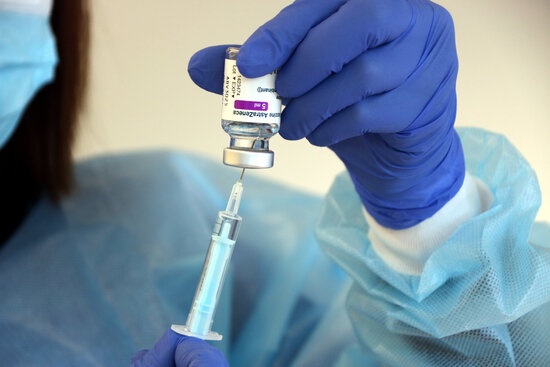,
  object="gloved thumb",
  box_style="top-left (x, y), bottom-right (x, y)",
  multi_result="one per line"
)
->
top-left (130, 329), bottom-right (183, 367)
top-left (175, 337), bottom-right (229, 367)
top-left (236, 0), bottom-right (347, 78)
top-left (187, 0), bottom-right (346, 90)
top-left (188, 44), bottom-right (239, 95)
top-left (187, 44), bottom-right (292, 106)
top-left (187, 0), bottom-right (347, 93)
